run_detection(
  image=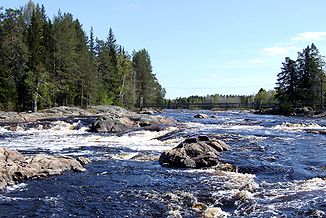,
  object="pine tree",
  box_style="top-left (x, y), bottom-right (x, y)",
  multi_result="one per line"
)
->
top-left (74, 19), bottom-right (98, 107)
top-left (116, 48), bottom-right (133, 106)
top-left (132, 49), bottom-right (165, 107)
top-left (275, 57), bottom-right (298, 112)
top-left (0, 9), bottom-right (28, 110)
top-left (296, 44), bottom-right (325, 108)
top-left (26, 4), bottom-right (50, 112)
top-left (51, 12), bottom-right (79, 106)
top-left (275, 44), bottom-right (326, 112)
